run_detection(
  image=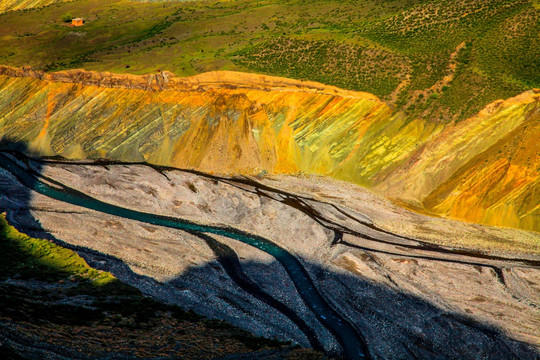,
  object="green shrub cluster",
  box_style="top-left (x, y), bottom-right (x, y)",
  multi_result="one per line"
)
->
top-left (232, 37), bottom-right (409, 97)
